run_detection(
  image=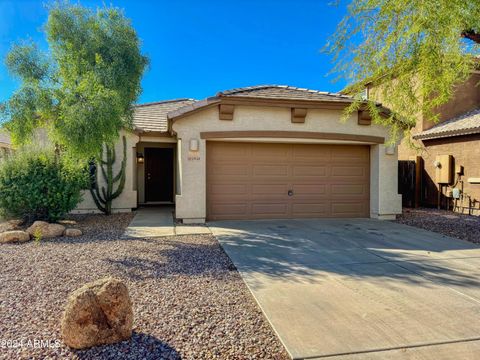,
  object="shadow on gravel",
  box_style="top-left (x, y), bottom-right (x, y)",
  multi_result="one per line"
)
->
top-left (74, 332), bottom-right (181, 360)
top-left (104, 239), bottom-right (237, 281)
